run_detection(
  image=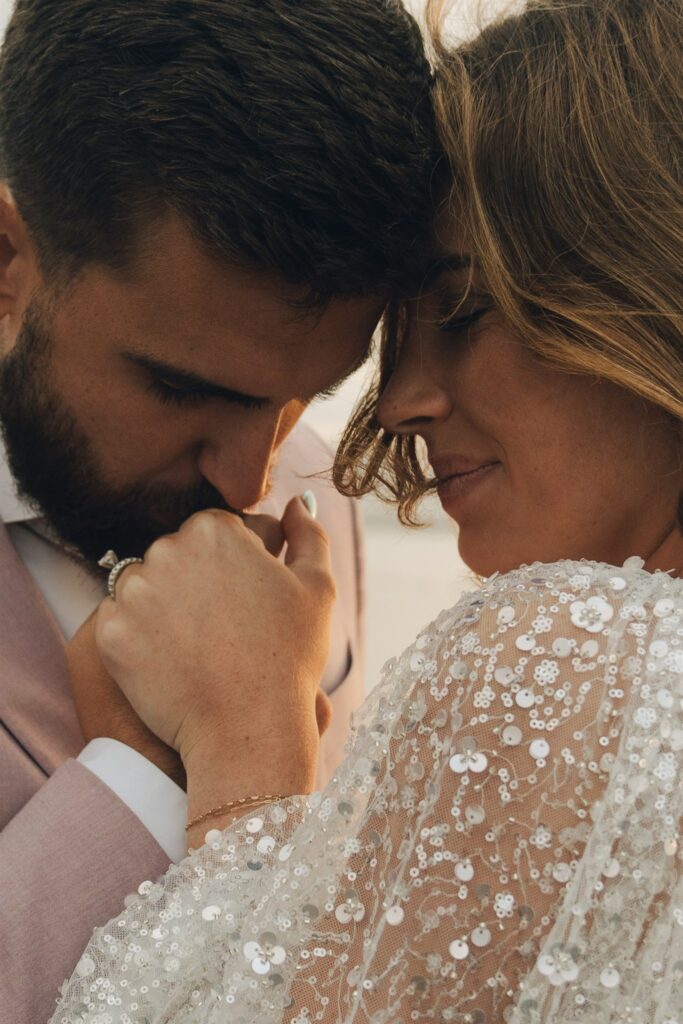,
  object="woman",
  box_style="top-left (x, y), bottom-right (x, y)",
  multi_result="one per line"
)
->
top-left (52, 1), bottom-right (682, 1021)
